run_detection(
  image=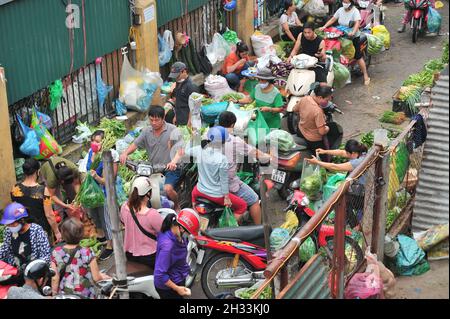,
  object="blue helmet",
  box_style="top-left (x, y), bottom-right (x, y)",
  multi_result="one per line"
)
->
top-left (1, 202), bottom-right (29, 225)
top-left (207, 126), bottom-right (231, 144)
